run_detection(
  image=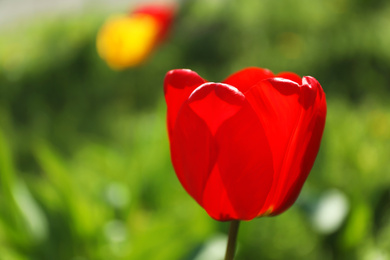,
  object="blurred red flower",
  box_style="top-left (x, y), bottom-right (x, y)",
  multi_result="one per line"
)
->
top-left (97, 4), bottom-right (175, 69)
top-left (164, 67), bottom-right (327, 221)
